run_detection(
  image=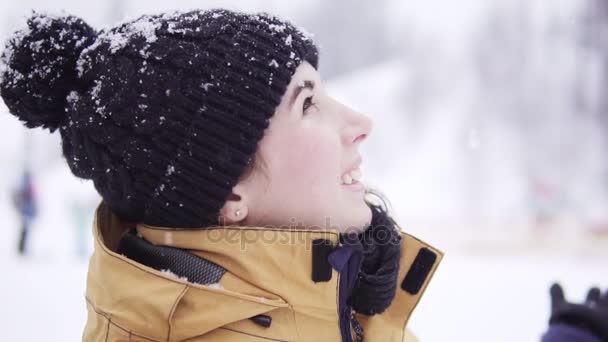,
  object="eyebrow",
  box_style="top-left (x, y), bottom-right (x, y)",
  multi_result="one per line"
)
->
top-left (289, 80), bottom-right (315, 108)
